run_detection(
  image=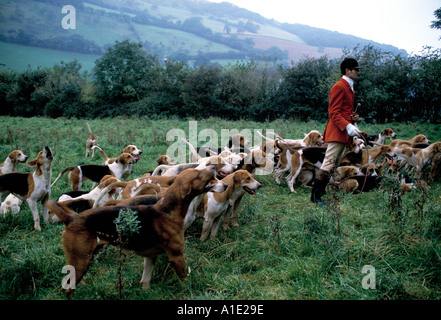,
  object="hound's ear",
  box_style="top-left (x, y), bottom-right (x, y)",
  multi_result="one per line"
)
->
top-left (27, 159), bottom-right (37, 168)
top-left (233, 172), bottom-right (242, 186)
top-left (180, 181), bottom-right (192, 199)
top-left (118, 154), bottom-right (131, 165)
